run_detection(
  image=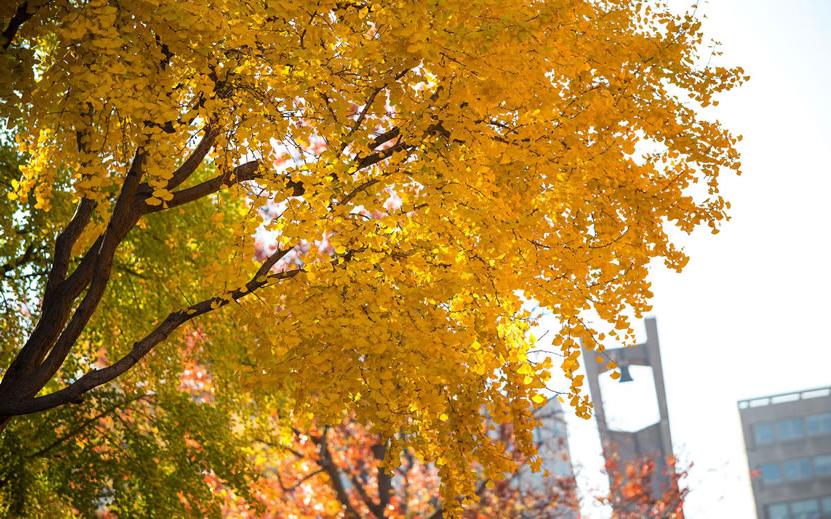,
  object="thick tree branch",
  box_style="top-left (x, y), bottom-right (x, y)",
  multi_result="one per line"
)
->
top-left (254, 247), bottom-right (292, 279)
top-left (347, 470), bottom-right (381, 517)
top-left (0, 151), bottom-right (145, 404)
top-left (149, 133), bottom-right (412, 214)
top-left (373, 442), bottom-right (392, 516)
top-left (148, 160), bottom-right (263, 211)
top-left (2, 1), bottom-right (31, 50)
top-left (370, 127), bottom-right (400, 148)
top-left (0, 252), bottom-right (301, 416)
top-left (316, 428), bottom-right (363, 519)
top-left (307, 428), bottom-right (388, 518)
top-left (166, 126), bottom-right (219, 189)
top-left (31, 153), bottom-right (147, 393)
top-left (43, 197), bottom-right (96, 297)
top-left (354, 141), bottom-right (412, 170)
